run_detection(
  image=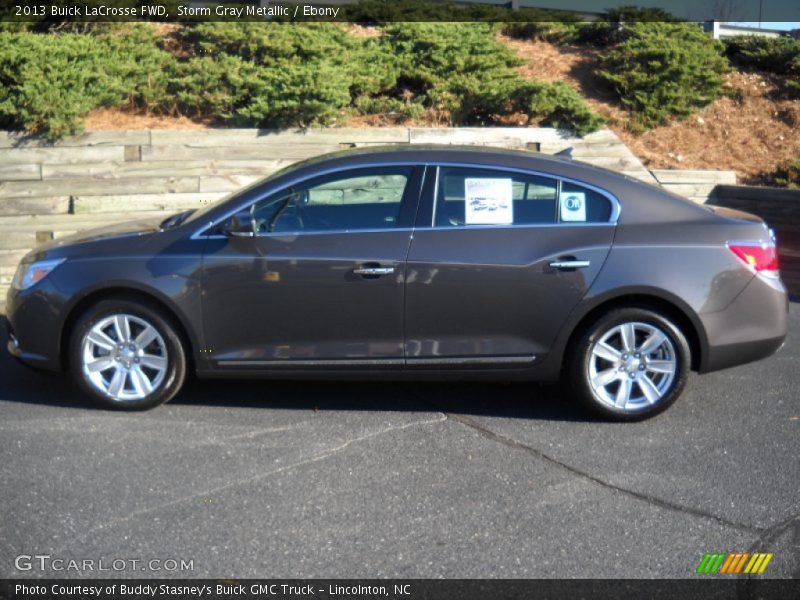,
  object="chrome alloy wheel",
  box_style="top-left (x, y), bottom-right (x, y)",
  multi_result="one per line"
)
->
top-left (81, 314), bottom-right (168, 401)
top-left (587, 321), bottom-right (677, 411)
